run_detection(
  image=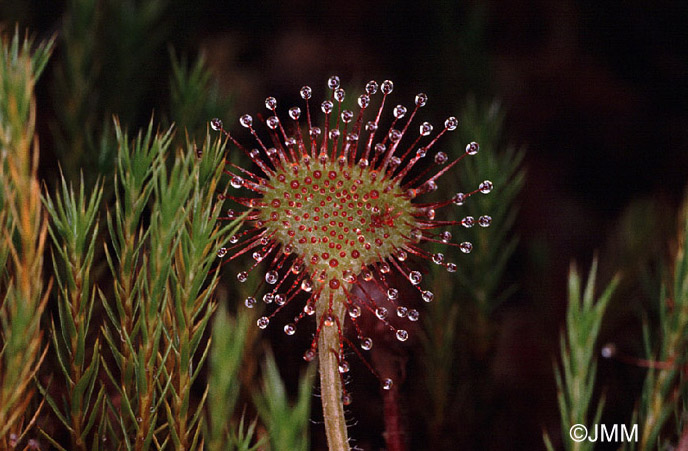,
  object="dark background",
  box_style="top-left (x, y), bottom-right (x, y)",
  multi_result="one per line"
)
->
top-left (2, 0), bottom-right (687, 449)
